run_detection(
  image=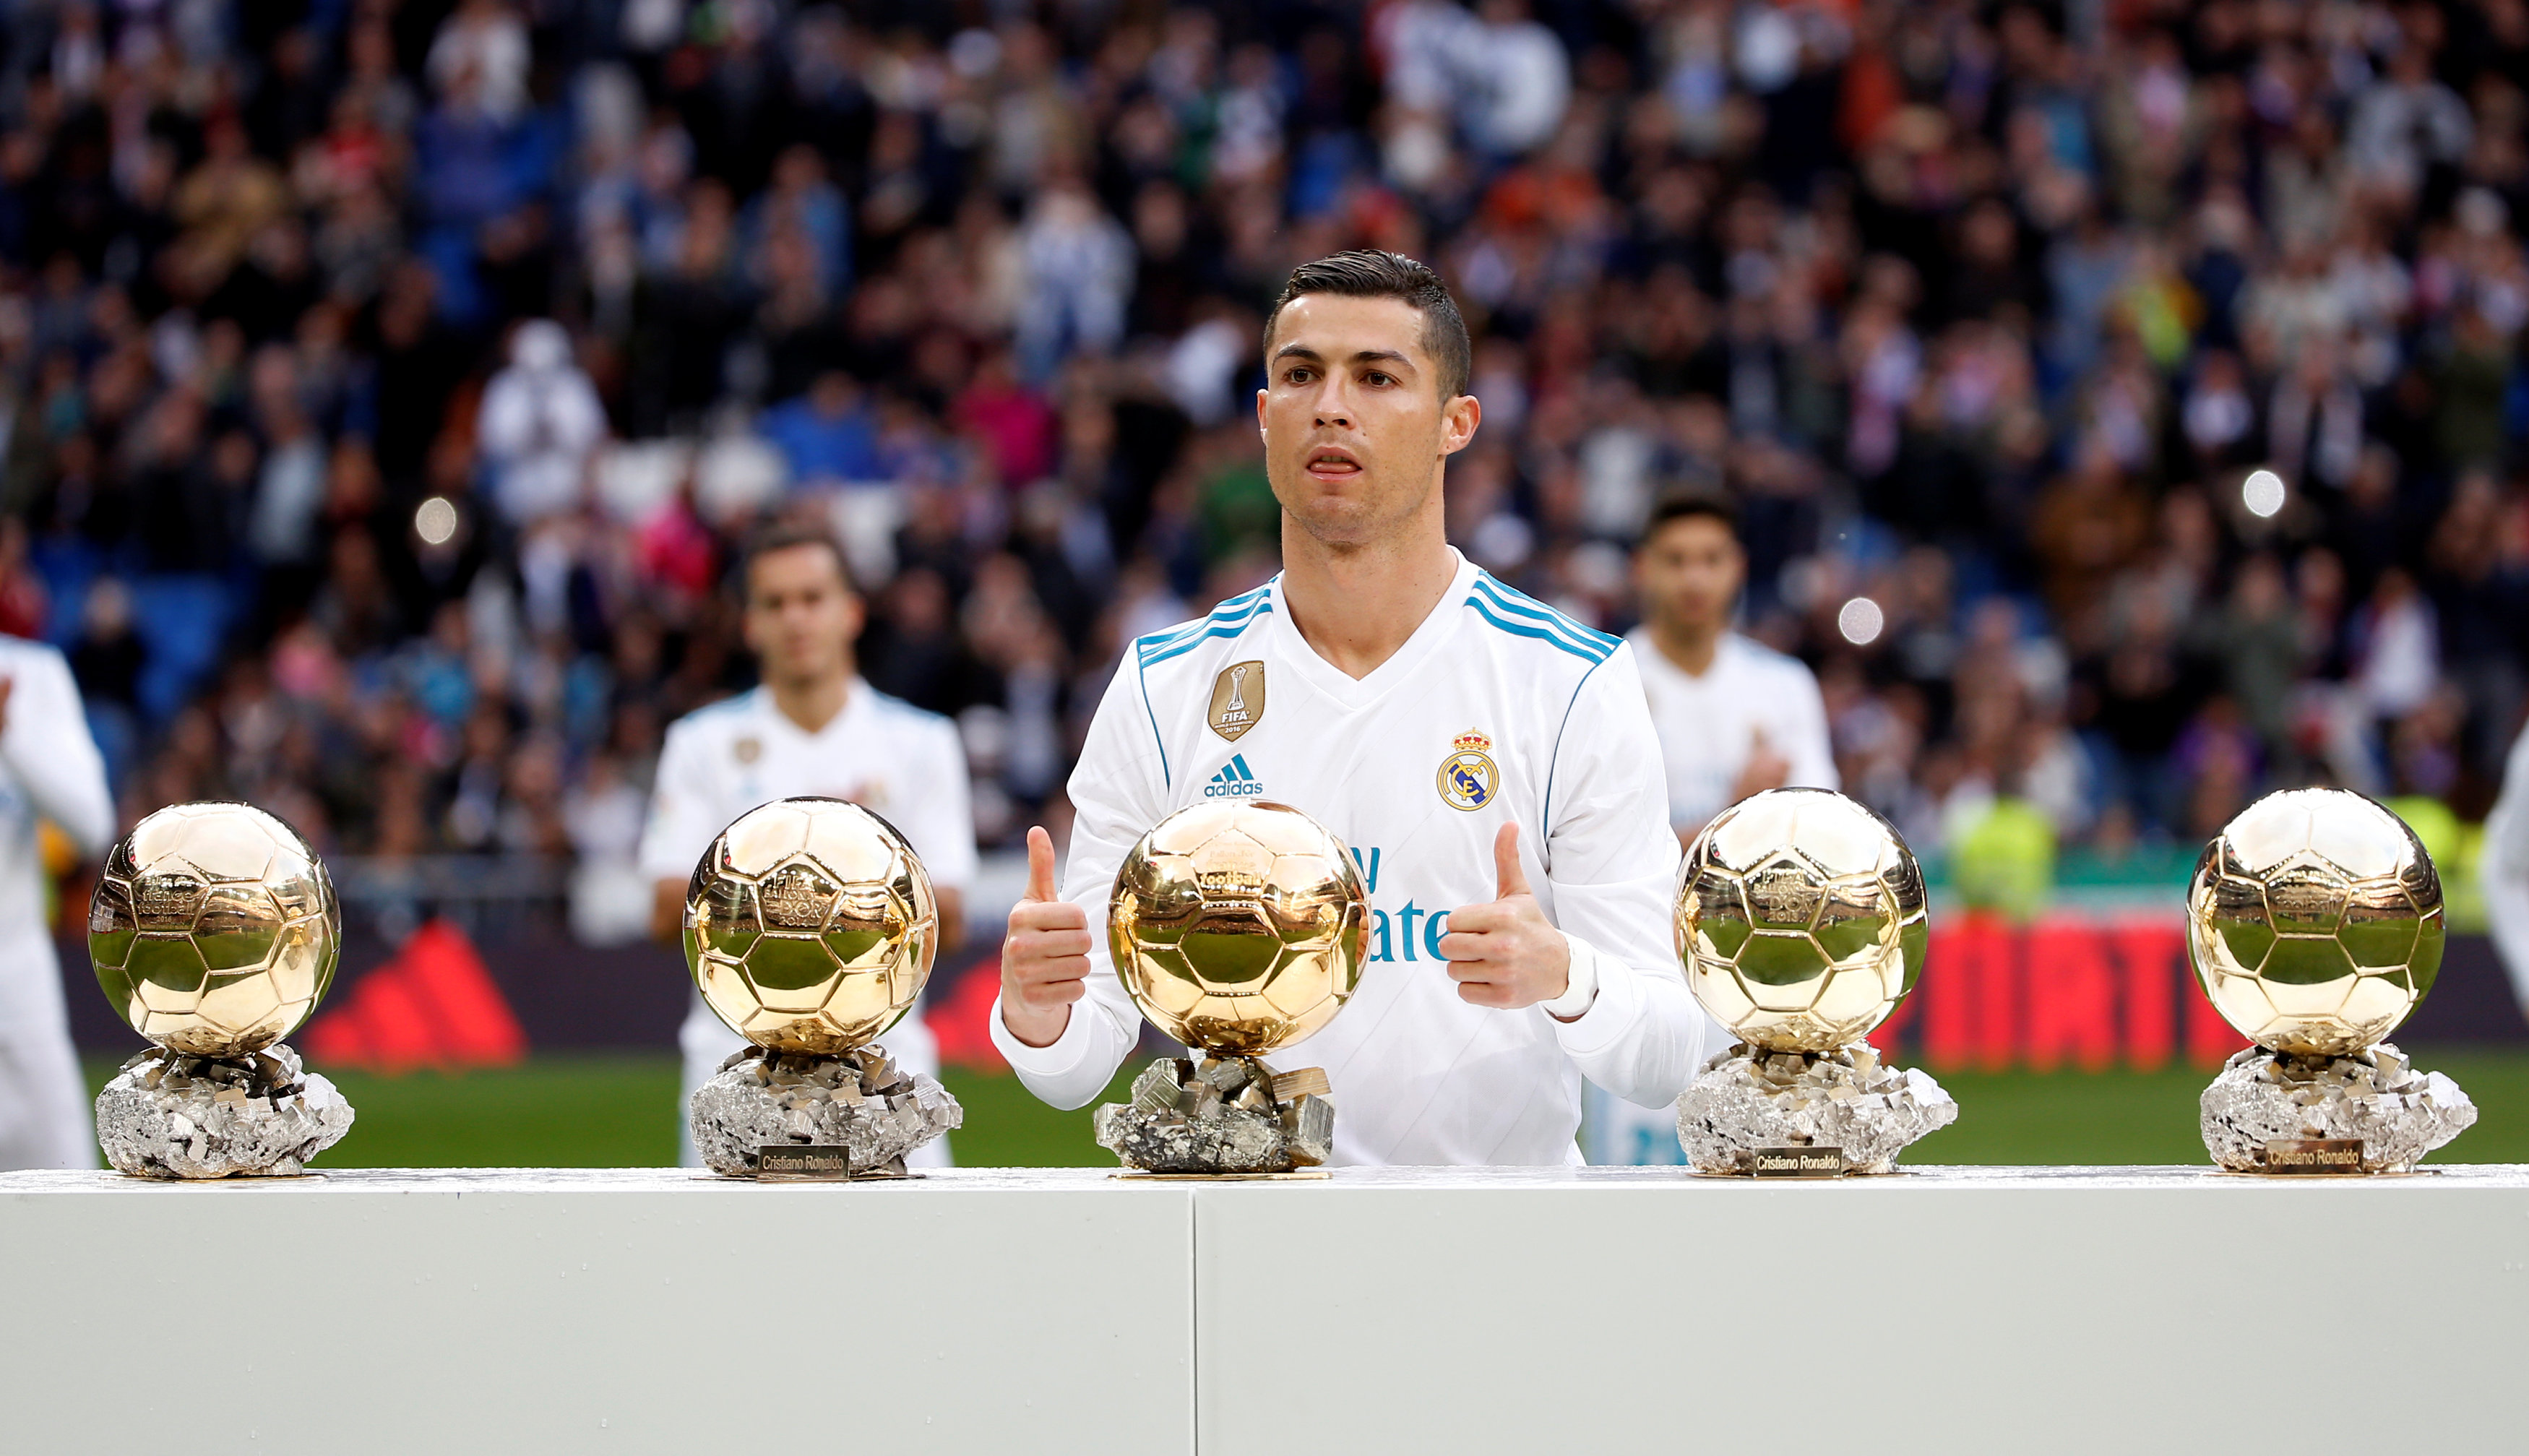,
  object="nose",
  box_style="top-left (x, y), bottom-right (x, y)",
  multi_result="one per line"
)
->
top-left (1310, 376), bottom-right (1353, 431)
